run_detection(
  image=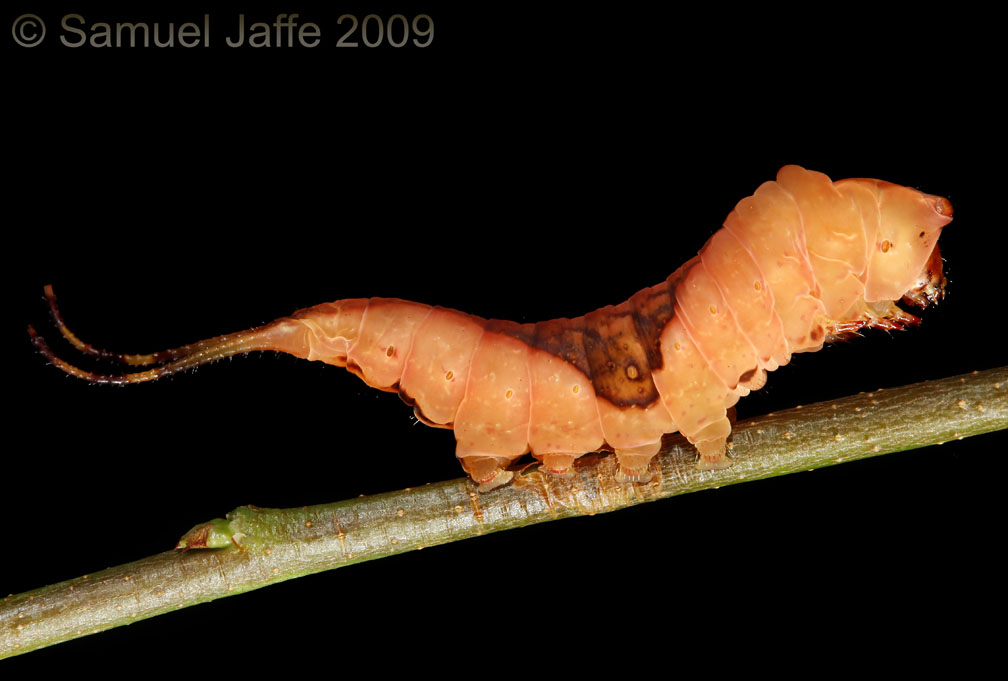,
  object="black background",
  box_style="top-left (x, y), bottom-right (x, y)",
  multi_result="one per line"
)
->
top-left (5, 1), bottom-right (1004, 671)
